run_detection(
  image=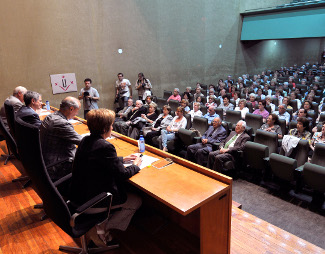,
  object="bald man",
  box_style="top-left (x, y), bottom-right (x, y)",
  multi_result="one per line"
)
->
top-left (40, 97), bottom-right (82, 181)
top-left (0, 86), bottom-right (27, 129)
top-left (186, 116), bottom-right (227, 166)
